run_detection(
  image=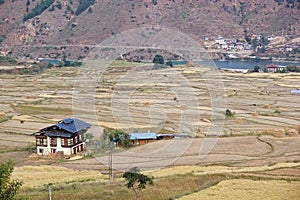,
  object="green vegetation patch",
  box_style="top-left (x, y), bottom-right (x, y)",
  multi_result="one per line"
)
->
top-left (23, 0), bottom-right (55, 22)
top-left (0, 56), bottom-right (17, 65)
top-left (75, 0), bottom-right (95, 16)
